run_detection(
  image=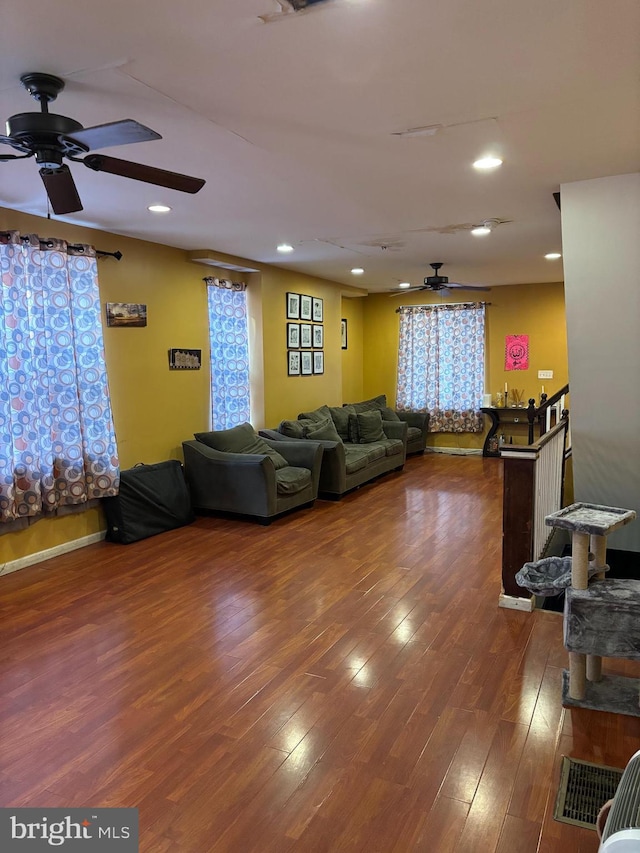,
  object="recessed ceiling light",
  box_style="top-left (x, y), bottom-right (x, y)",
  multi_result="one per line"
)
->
top-left (471, 225), bottom-right (492, 237)
top-left (147, 204), bottom-right (171, 213)
top-left (351, 268), bottom-right (364, 275)
top-left (398, 282), bottom-right (412, 289)
top-left (545, 252), bottom-right (562, 260)
top-left (277, 243), bottom-right (294, 253)
top-left (473, 156), bottom-right (503, 170)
